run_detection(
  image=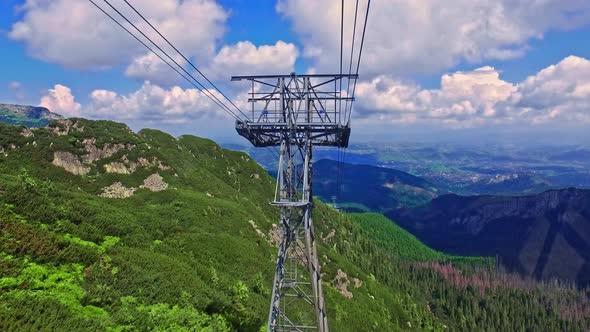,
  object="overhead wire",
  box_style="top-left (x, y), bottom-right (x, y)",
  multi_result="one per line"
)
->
top-left (335, 0), bottom-right (346, 207)
top-left (121, 0), bottom-right (250, 121)
top-left (344, 0), bottom-right (360, 123)
top-left (336, 0), bottom-right (371, 208)
top-left (347, 0), bottom-right (371, 124)
top-left (339, 0), bottom-right (345, 126)
top-left (92, 0), bottom-right (244, 121)
top-left (338, 0), bottom-right (360, 207)
top-left (101, 0), bottom-right (243, 121)
top-left (87, 0), bottom-right (240, 121)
